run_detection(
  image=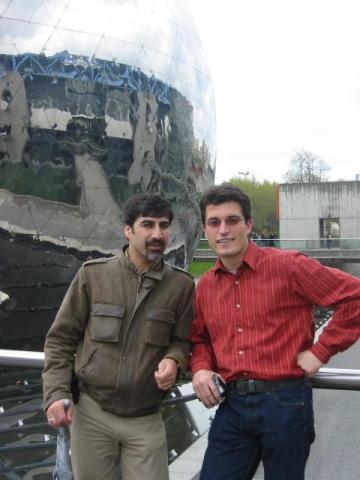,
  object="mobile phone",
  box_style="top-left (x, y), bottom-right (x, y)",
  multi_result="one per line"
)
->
top-left (212, 374), bottom-right (226, 397)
